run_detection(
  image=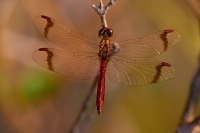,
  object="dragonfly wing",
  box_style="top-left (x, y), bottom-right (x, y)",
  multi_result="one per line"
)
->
top-left (34, 15), bottom-right (98, 53)
top-left (112, 30), bottom-right (180, 58)
top-left (106, 58), bottom-right (175, 85)
top-left (33, 48), bottom-right (100, 79)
